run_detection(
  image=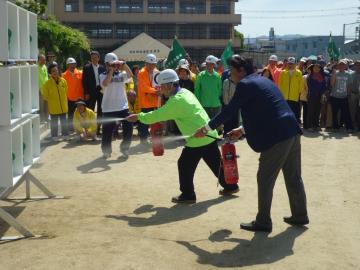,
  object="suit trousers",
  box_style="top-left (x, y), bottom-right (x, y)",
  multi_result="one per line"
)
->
top-left (256, 135), bottom-right (308, 226)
